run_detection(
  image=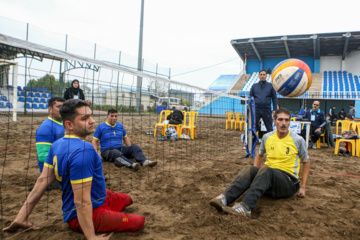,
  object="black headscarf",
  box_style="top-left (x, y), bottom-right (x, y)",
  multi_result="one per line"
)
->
top-left (71, 79), bottom-right (80, 95)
